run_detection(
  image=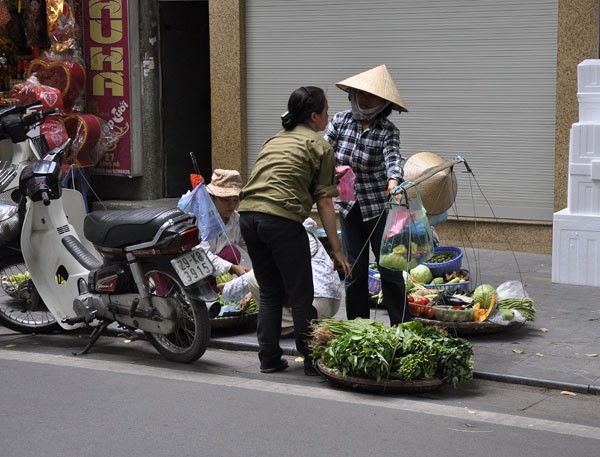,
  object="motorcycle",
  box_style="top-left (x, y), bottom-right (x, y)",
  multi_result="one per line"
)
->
top-left (1, 113), bottom-right (220, 363)
top-left (0, 104), bottom-right (65, 334)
